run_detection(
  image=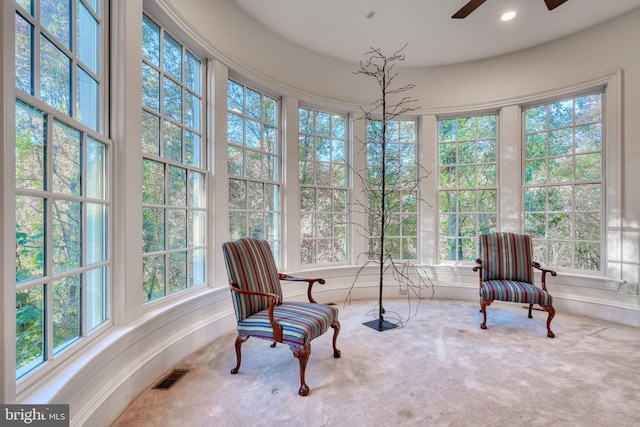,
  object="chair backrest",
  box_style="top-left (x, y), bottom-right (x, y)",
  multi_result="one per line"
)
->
top-left (478, 232), bottom-right (533, 283)
top-left (222, 238), bottom-right (282, 322)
